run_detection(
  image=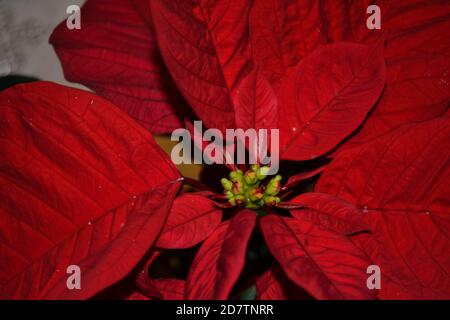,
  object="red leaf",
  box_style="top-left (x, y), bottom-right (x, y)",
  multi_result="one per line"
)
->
top-left (322, 1), bottom-right (450, 44)
top-left (260, 215), bottom-right (375, 299)
top-left (249, 0), bottom-right (328, 87)
top-left (256, 268), bottom-right (288, 300)
top-left (156, 193), bottom-right (222, 249)
top-left (50, 0), bottom-right (185, 134)
top-left (317, 116), bottom-right (450, 299)
top-left (136, 271), bottom-right (185, 300)
top-left (151, 279), bottom-right (185, 300)
top-left (234, 68), bottom-right (279, 131)
top-left (319, 0), bottom-right (381, 43)
top-left (284, 165), bottom-right (327, 188)
top-left (185, 209), bottom-right (256, 299)
top-left (335, 19), bottom-right (450, 154)
top-left (0, 82), bottom-right (181, 299)
top-left (126, 291), bottom-right (151, 300)
top-left (289, 193), bottom-right (369, 235)
top-left (150, 0), bottom-right (253, 133)
top-left (320, 1), bottom-right (450, 155)
top-left (278, 42), bottom-right (386, 160)
top-left (256, 266), bottom-right (313, 300)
